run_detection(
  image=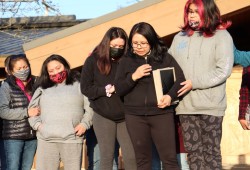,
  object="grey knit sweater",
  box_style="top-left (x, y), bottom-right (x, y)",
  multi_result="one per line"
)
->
top-left (28, 81), bottom-right (93, 143)
top-left (169, 30), bottom-right (234, 116)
